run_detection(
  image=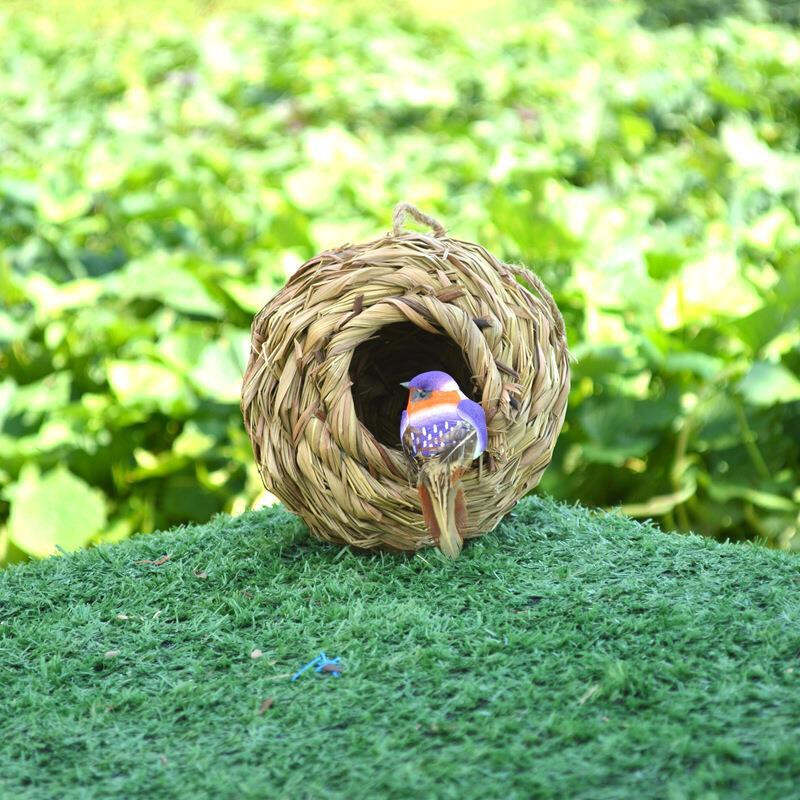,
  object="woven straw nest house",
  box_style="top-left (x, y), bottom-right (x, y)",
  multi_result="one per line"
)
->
top-left (241, 204), bottom-right (570, 551)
